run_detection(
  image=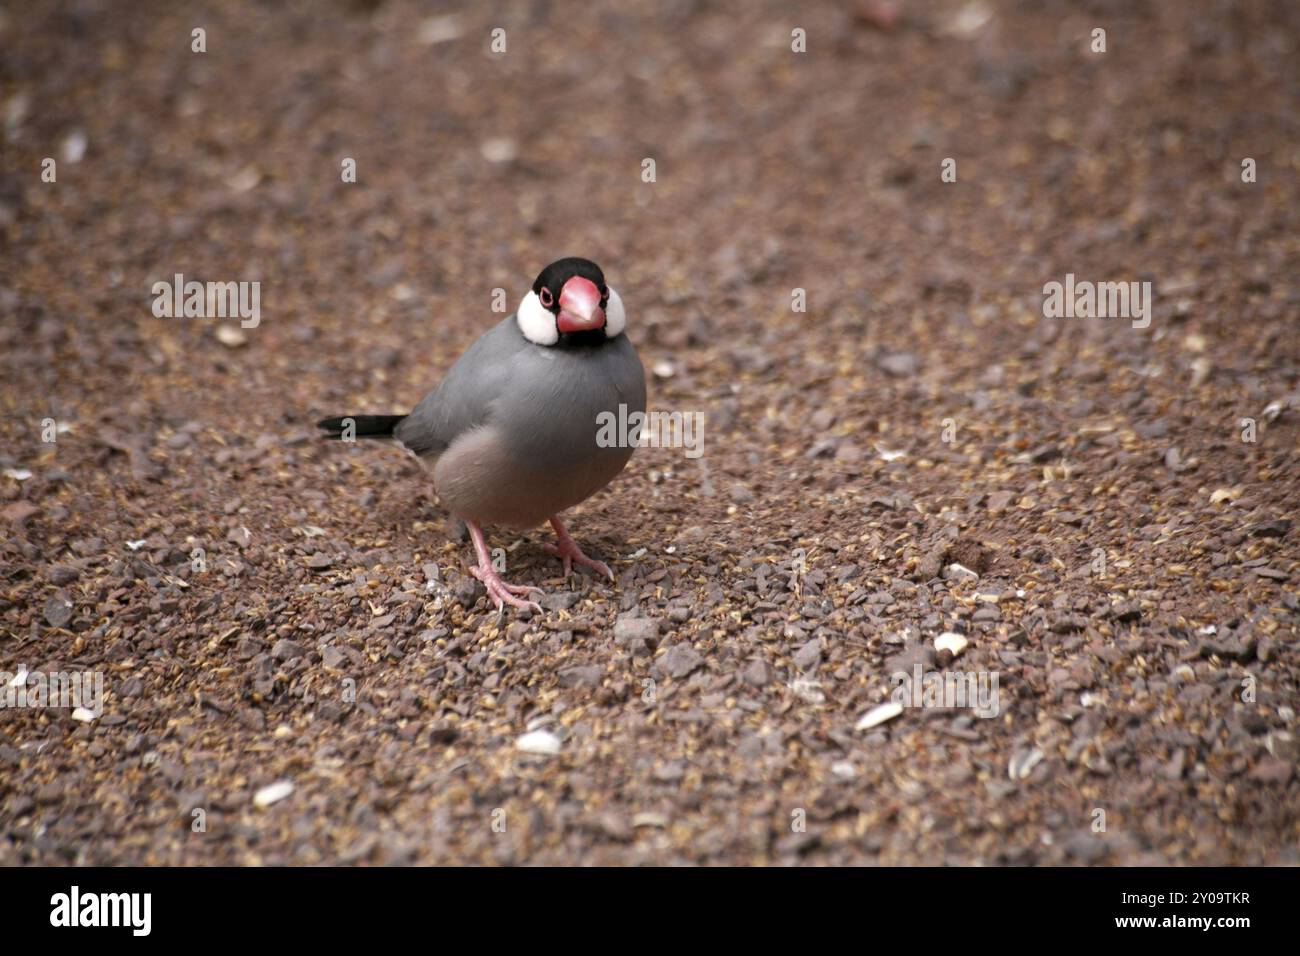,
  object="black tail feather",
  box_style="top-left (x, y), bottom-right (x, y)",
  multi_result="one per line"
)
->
top-left (316, 414), bottom-right (407, 440)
